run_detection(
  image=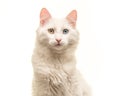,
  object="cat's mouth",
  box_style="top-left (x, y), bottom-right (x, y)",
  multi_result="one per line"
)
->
top-left (49, 43), bottom-right (66, 51)
top-left (49, 42), bottom-right (65, 50)
top-left (55, 43), bottom-right (62, 46)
